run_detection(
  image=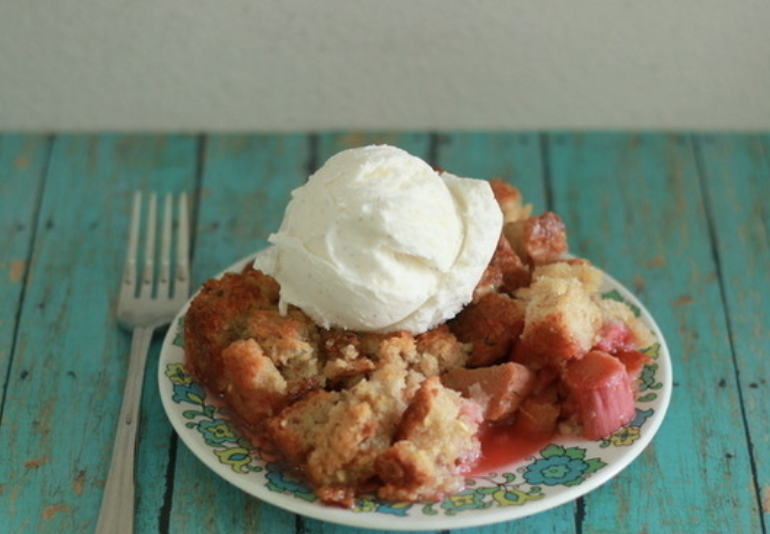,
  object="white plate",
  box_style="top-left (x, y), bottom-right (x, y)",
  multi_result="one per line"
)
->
top-left (158, 253), bottom-right (672, 531)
